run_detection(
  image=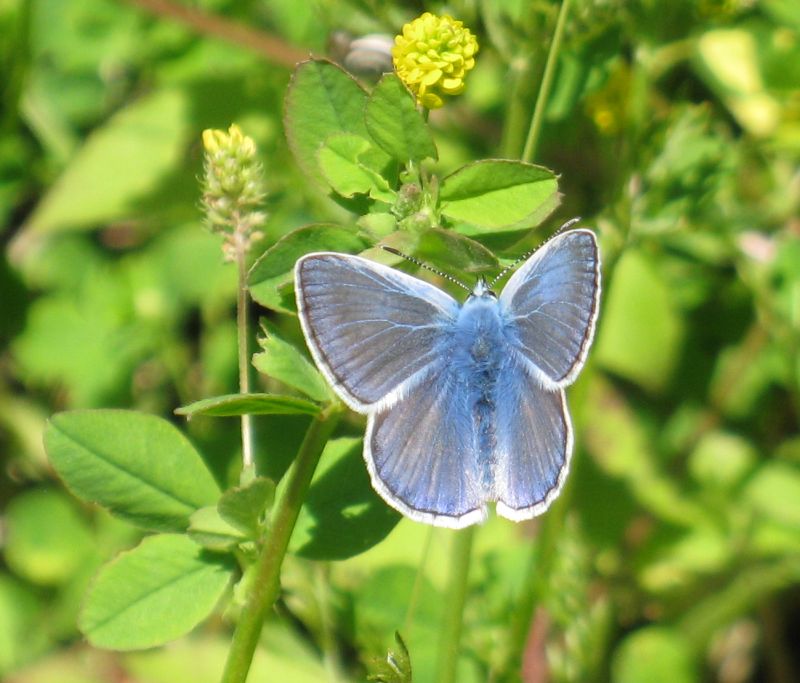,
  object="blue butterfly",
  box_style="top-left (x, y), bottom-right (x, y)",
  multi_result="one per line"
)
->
top-left (294, 228), bottom-right (601, 528)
